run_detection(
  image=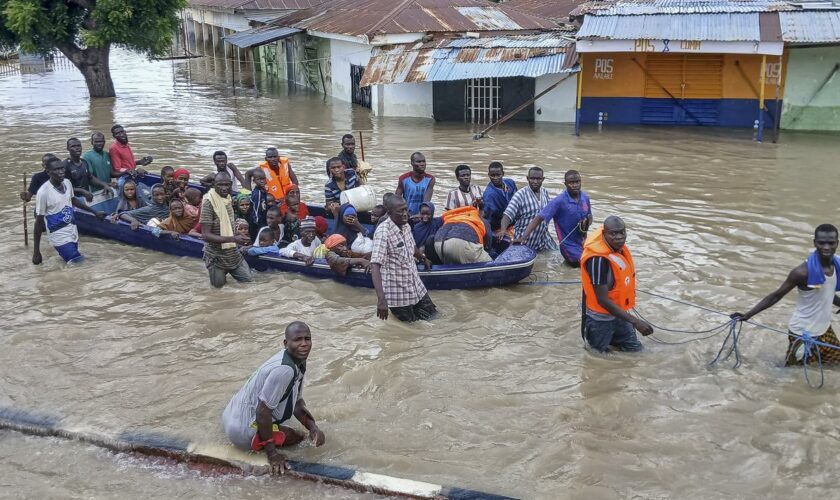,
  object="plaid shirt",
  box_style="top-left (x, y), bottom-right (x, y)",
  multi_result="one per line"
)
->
top-left (371, 216), bottom-right (427, 307)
